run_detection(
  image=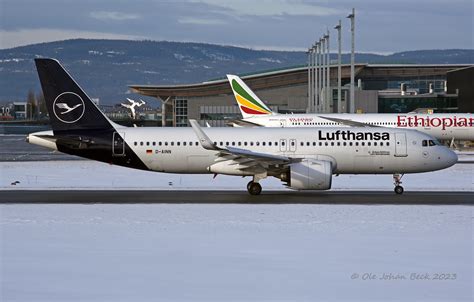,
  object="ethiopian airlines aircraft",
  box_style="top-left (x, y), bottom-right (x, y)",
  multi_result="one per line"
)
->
top-left (227, 75), bottom-right (473, 141)
top-left (28, 59), bottom-right (457, 195)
